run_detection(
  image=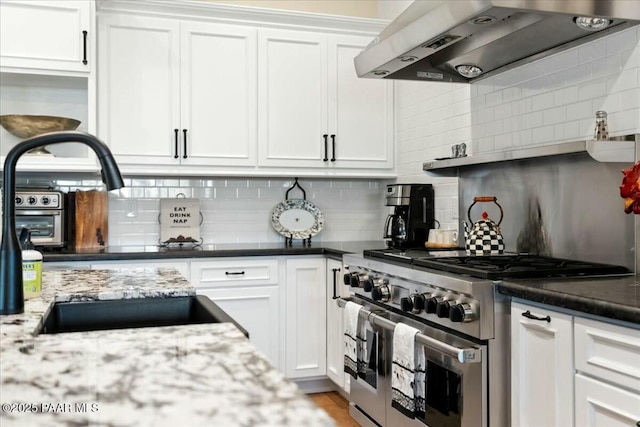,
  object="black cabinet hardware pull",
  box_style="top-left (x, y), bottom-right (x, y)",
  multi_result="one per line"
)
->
top-left (225, 271), bottom-right (245, 275)
top-left (330, 134), bottom-right (336, 161)
top-left (522, 310), bottom-right (551, 322)
top-left (173, 129), bottom-right (179, 159)
top-left (182, 129), bottom-right (188, 159)
top-left (332, 267), bottom-right (341, 299)
top-left (322, 134), bottom-right (328, 161)
top-left (82, 30), bottom-right (88, 65)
